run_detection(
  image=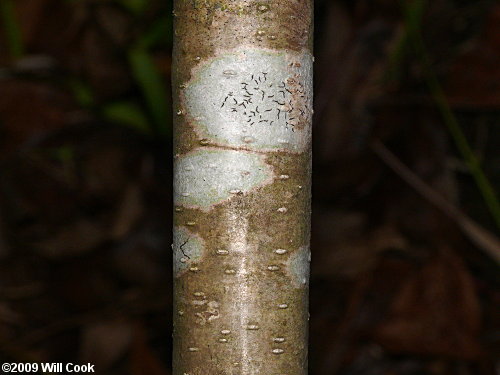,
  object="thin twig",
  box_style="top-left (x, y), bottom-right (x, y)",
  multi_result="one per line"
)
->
top-left (371, 140), bottom-right (500, 266)
top-left (401, 0), bottom-right (500, 229)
